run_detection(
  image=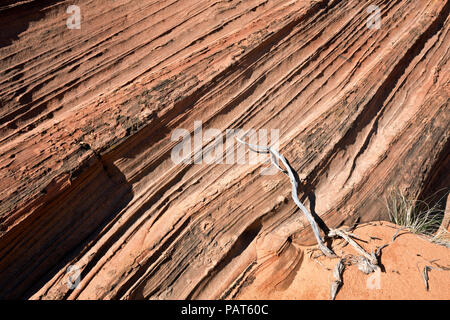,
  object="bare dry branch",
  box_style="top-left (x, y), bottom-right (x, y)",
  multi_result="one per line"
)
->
top-left (423, 266), bottom-right (430, 291)
top-left (375, 243), bottom-right (389, 257)
top-left (328, 228), bottom-right (377, 265)
top-left (392, 227), bottom-right (408, 242)
top-left (330, 259), bottom-right (345, 300)
top-left (236, 136), bottom-right (336, 258)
